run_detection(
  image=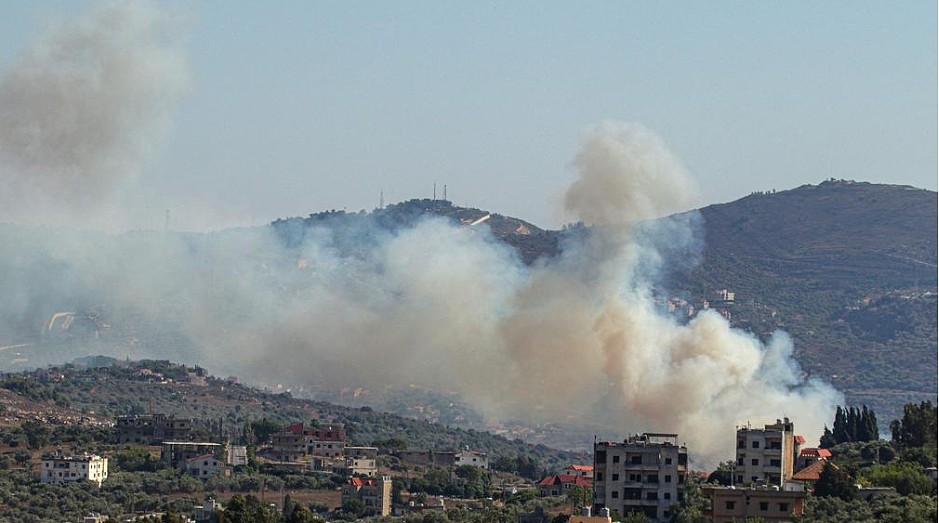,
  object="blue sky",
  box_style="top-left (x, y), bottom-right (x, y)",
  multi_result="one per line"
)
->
top-left (2, 1), bottom-right (936, 230)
